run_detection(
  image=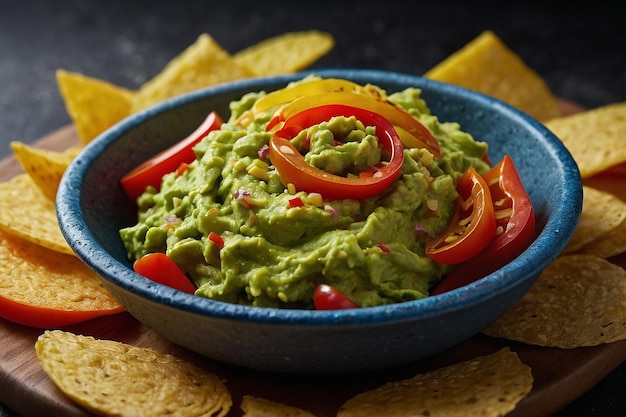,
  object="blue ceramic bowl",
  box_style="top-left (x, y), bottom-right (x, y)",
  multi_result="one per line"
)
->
top-left (57, 69), bottom-right (582, 374)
